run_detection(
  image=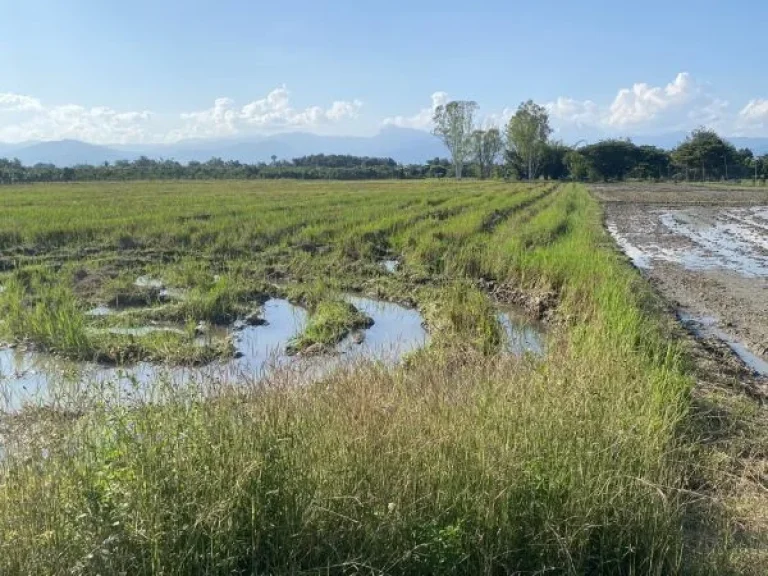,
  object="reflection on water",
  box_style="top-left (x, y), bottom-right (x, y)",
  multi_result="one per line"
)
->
top-left (0, 295), bottom-right (546, 411)
top-left (382, 260), bottom-right (399, 273)
top-left (341, 296), bottom-right (427, 362)
top-left (679, 312), bottom-right (768, 377)
top-left (0, 298), bottom-right (427, 410)
top-left (497, 306), bottom-right (546, 356)
top-left (608, 206), bottom-right (768, 277)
